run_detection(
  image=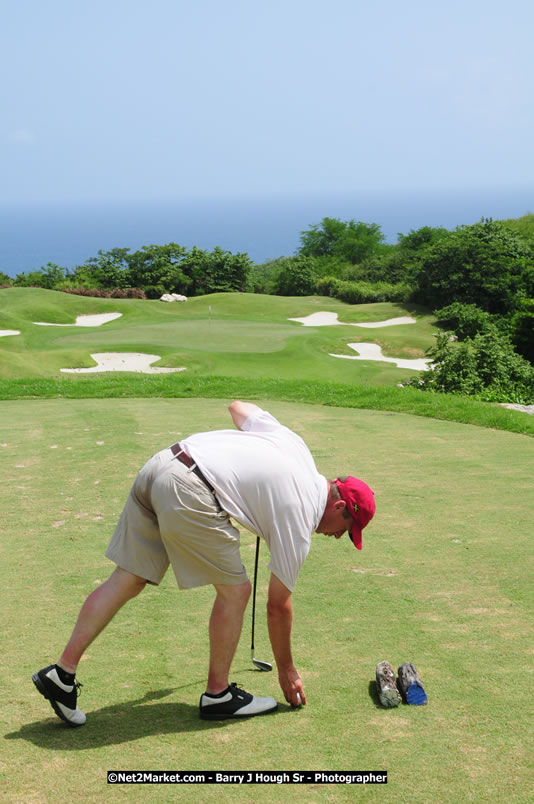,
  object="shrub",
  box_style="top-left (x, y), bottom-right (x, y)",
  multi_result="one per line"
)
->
top-left (274, 256), bottom-right (318, 296)
top-left (315, 276), bottom-right (340, 297)
top-left (434, 302), bottom-right (496, 339)
top-left (61, 287), bottom-right (146, 299)
top-left (510, 299), bottom-right (534, 363)
top-left (317, 278), bottom-right (413, 304)
top-left (406, 329), bottom-right (534, 404)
